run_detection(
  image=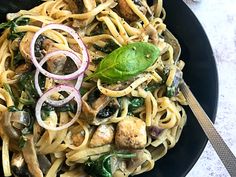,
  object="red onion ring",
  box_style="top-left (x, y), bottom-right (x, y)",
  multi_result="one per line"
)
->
top-left (35, 85), bottom-right (81, 131)
top-left (34, 50), bottom-right (83, 106)
top-left (30, 24), bottom-right (89, 80)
